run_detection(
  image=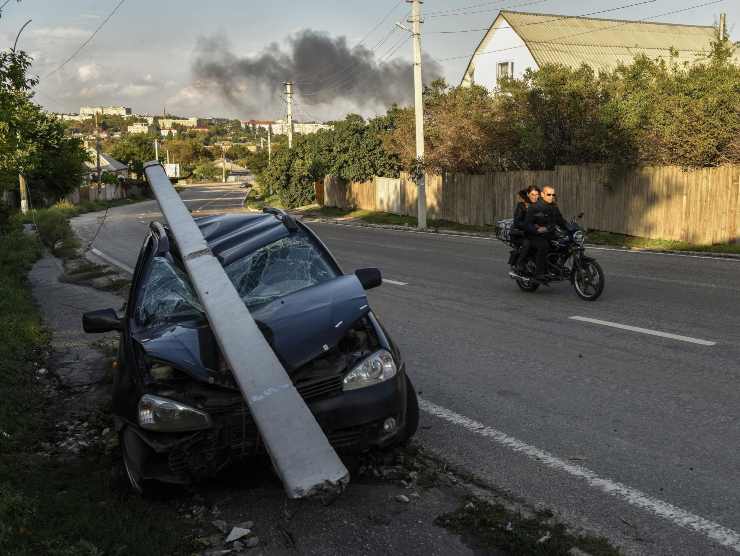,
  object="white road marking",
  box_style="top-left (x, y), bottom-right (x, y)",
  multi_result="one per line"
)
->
top-left (308, 219), bottom-right (740, 262)
top-left (89, 248), bottom-right (134, 274)
top-left (384, 278), bottom-right (408, 286)
top-left (569, 316), bottom-right (716, 346)
top-left (584, 246), bottom-right (740, 263)
top-left (419, 398), bottom-right (740, 552)
top-left (182, 197), bottom-right (246, 202)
